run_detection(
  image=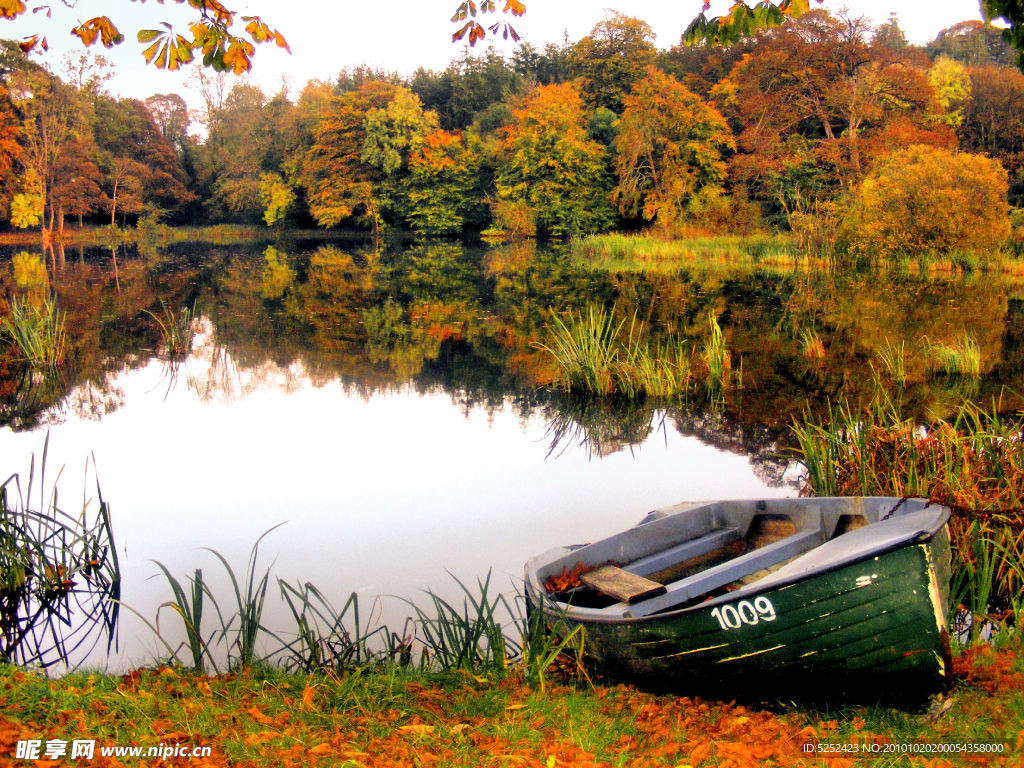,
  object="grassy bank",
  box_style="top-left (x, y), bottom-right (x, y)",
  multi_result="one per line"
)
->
top-left (1, 638), bottom-right (1021, 767)
top-left (571, 232), bottom-right (799, 271)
